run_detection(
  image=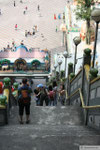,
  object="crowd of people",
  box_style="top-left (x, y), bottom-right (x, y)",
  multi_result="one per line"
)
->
top-left (34, 81), bottom-right (66, 107)
top-left (0, 40), bottom-right (25, 52)
top-left (17, 78), bottom-right (66, 124)
top-left (25, 25), bottom-right (38, 37)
